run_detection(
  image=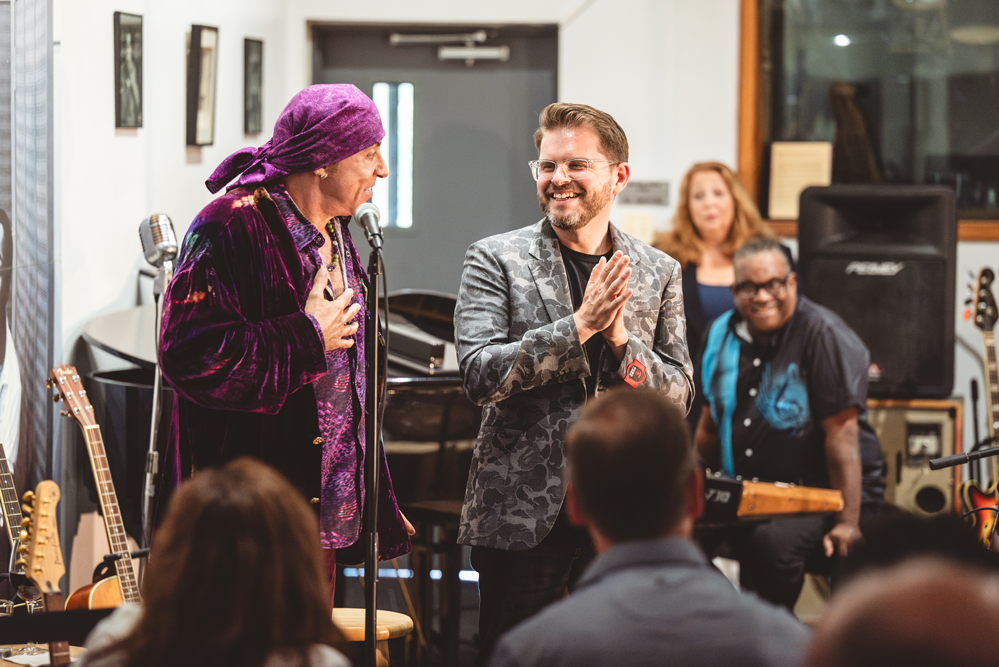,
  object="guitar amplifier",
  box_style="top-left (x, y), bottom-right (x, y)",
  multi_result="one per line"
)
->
top-left (868, 398), bottom-right (963, 516)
